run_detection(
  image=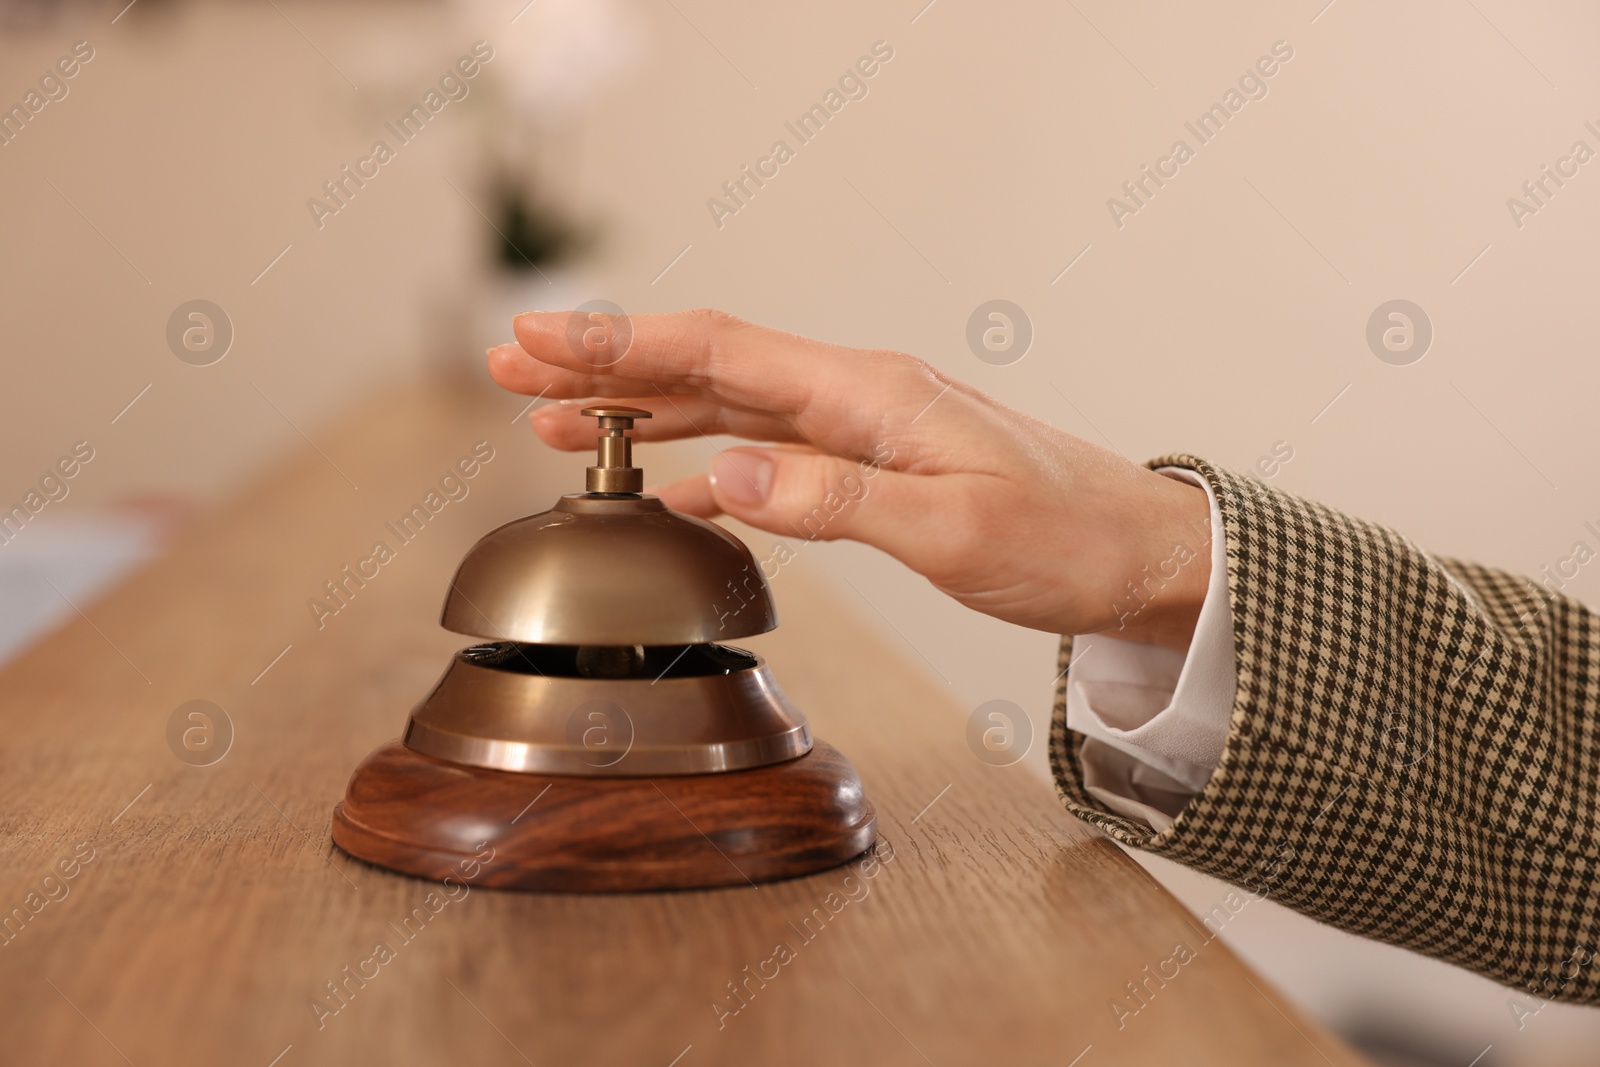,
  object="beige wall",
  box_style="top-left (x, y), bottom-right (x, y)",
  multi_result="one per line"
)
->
top-left (0, 1), bottom-right (479, 508)
top-left (5, 0), bottom-right (1599, 1055)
